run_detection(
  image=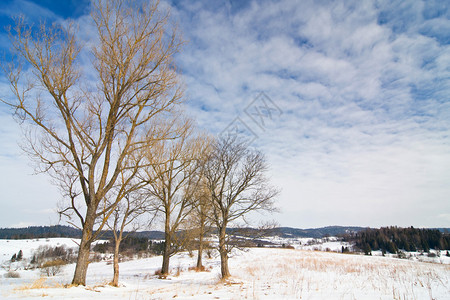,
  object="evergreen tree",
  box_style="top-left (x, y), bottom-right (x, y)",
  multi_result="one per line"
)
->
top-left (17, 250), bottom-right (23, 261)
